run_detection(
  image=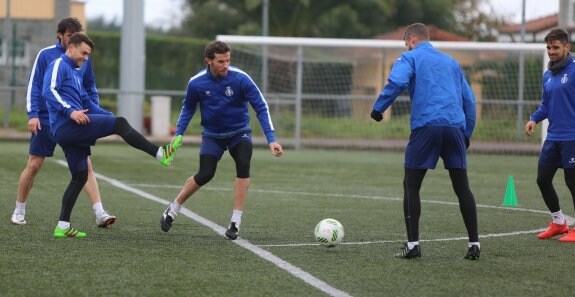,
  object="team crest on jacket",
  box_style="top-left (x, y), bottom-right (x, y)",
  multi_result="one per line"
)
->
top-left (561, 74), bottom-right (568, 84)
top-left (225, 86), bottom-right (234, 97)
